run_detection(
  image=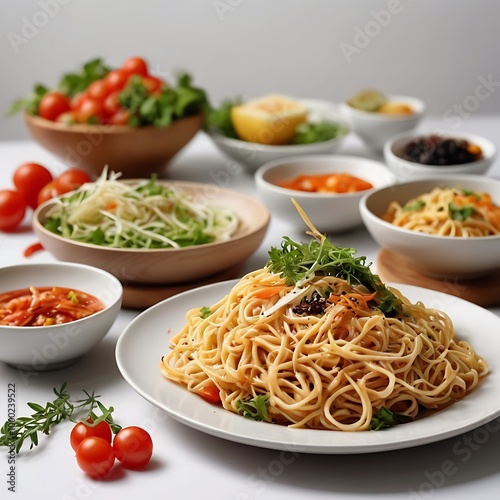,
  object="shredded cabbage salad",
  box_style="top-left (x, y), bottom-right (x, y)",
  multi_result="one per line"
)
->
top-left (43, 169), bottom-right (239, 249)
